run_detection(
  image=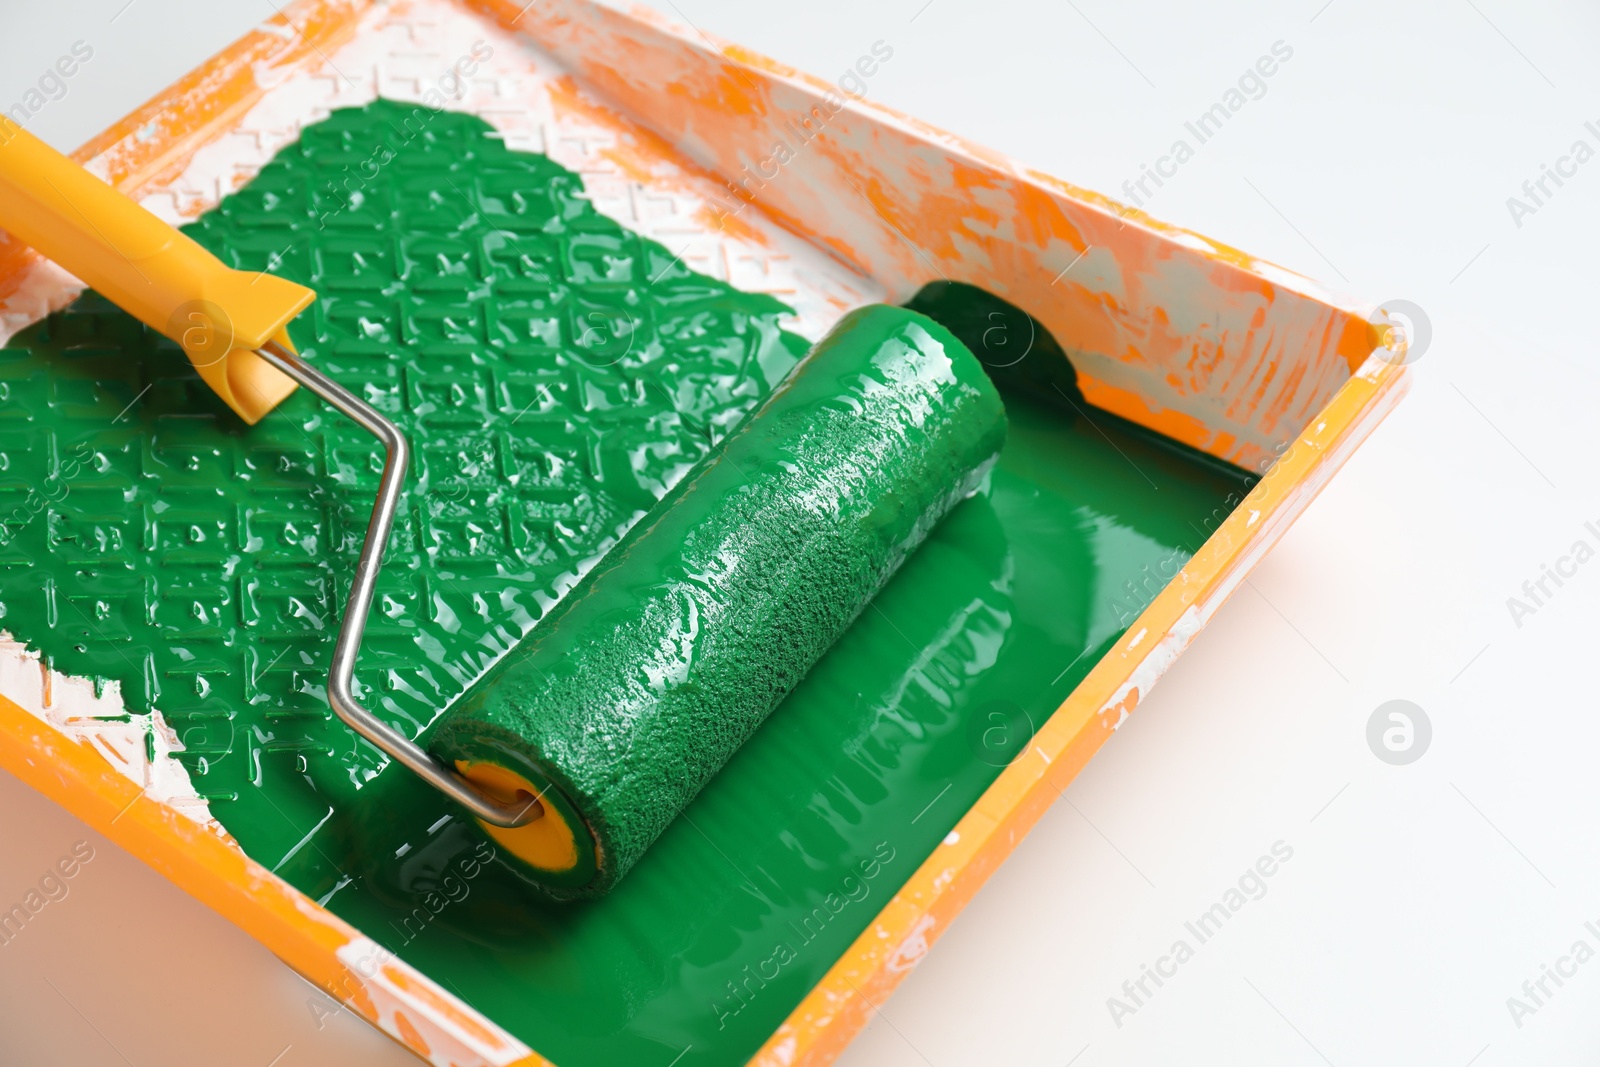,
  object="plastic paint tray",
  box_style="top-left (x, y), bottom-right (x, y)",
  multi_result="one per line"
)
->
top-left (0, 2), bottom-right (1409, 1064)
